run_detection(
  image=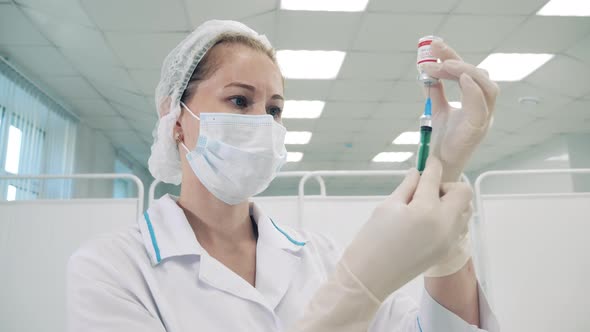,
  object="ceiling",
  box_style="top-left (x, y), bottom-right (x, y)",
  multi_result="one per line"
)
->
top-left (0, 0), bottom-right (589, 194)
